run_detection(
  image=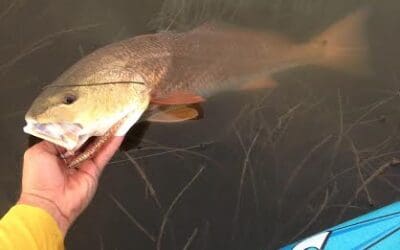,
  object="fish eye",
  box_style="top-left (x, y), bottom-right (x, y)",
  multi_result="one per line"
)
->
top-left (63, 94), bottom-right (77, 105)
